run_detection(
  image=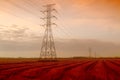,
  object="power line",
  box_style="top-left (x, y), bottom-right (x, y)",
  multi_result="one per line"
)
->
top-left (56, 26), bottom-right (74, 39)
top-left (0, 5), bottom-right (39, 25)
top-left (57, 12), bottom-right (74, 38)
top-left (26, 0), bottom-right (41, 10)
top-left (6, 0), bottom-right (40, 18)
